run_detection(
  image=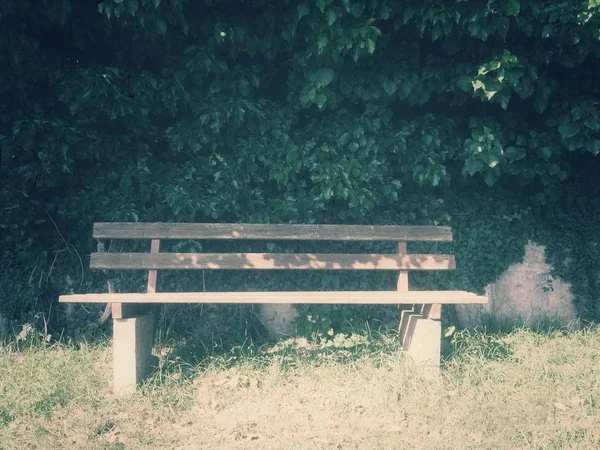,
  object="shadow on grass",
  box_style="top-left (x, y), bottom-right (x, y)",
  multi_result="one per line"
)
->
top-left (147, 326), bottom-right (406, 388)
